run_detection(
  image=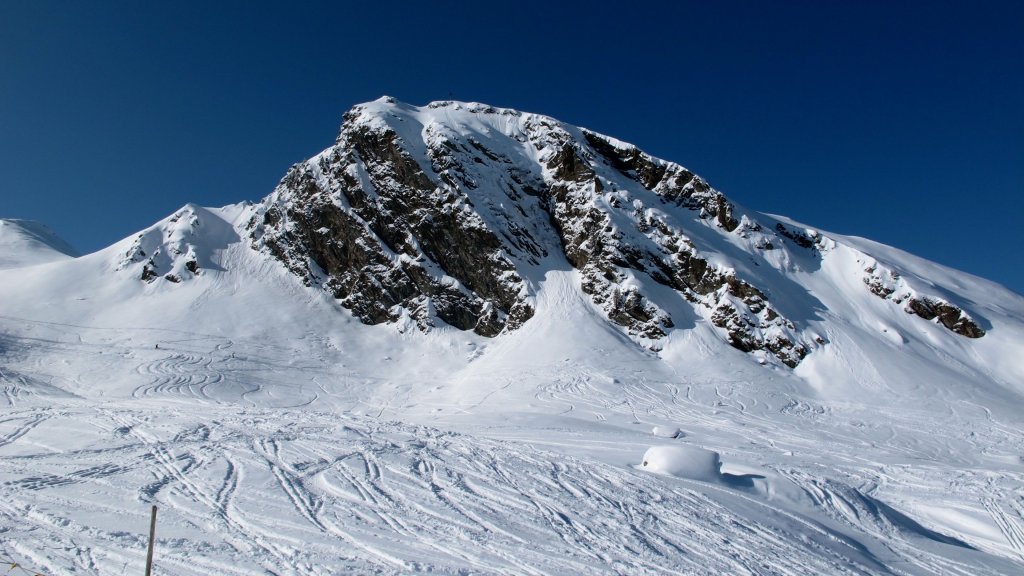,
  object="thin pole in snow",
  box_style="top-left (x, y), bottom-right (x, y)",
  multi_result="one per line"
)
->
top-left (145, 505), bottom-right (157, 576)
